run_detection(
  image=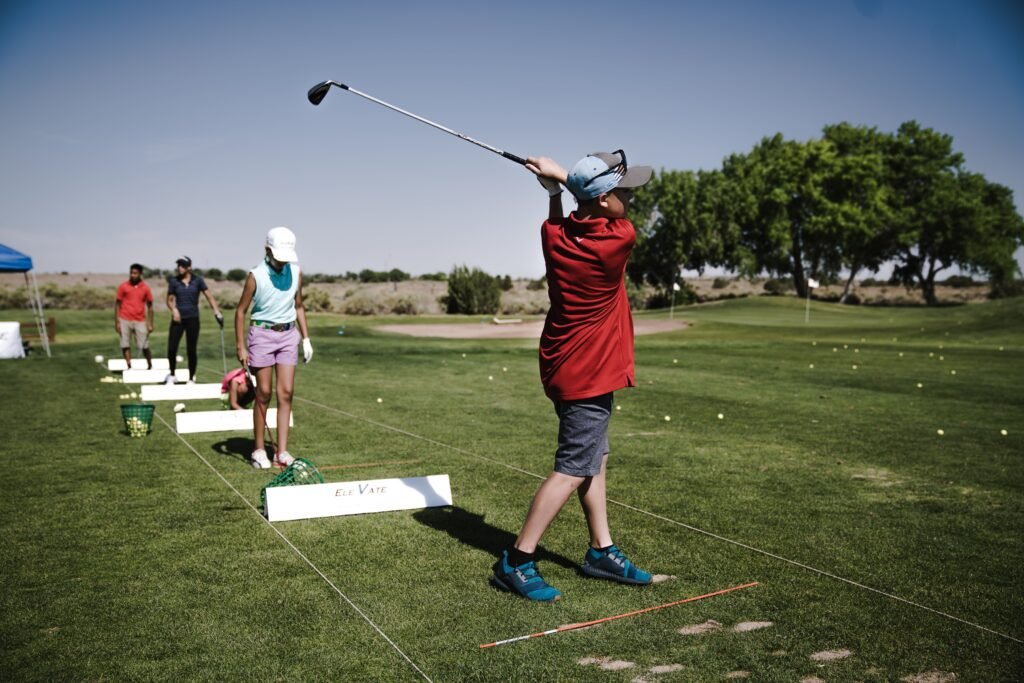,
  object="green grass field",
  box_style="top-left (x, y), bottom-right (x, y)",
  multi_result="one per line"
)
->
top-left (2, 297), bottom-right (1022, 681)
